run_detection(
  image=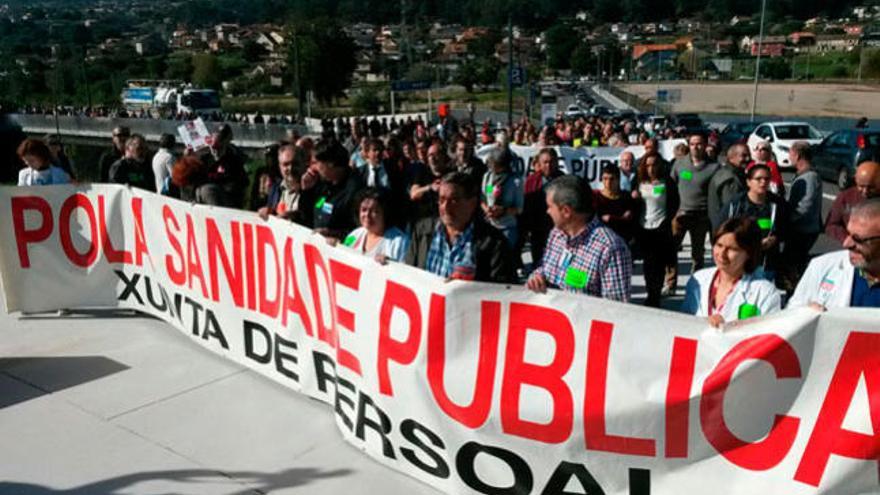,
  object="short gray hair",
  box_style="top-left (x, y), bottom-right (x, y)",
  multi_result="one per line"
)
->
top-left (546, 175), bottom-right (592, 215)
top-left (852, 197), bottom-right (880, 220)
